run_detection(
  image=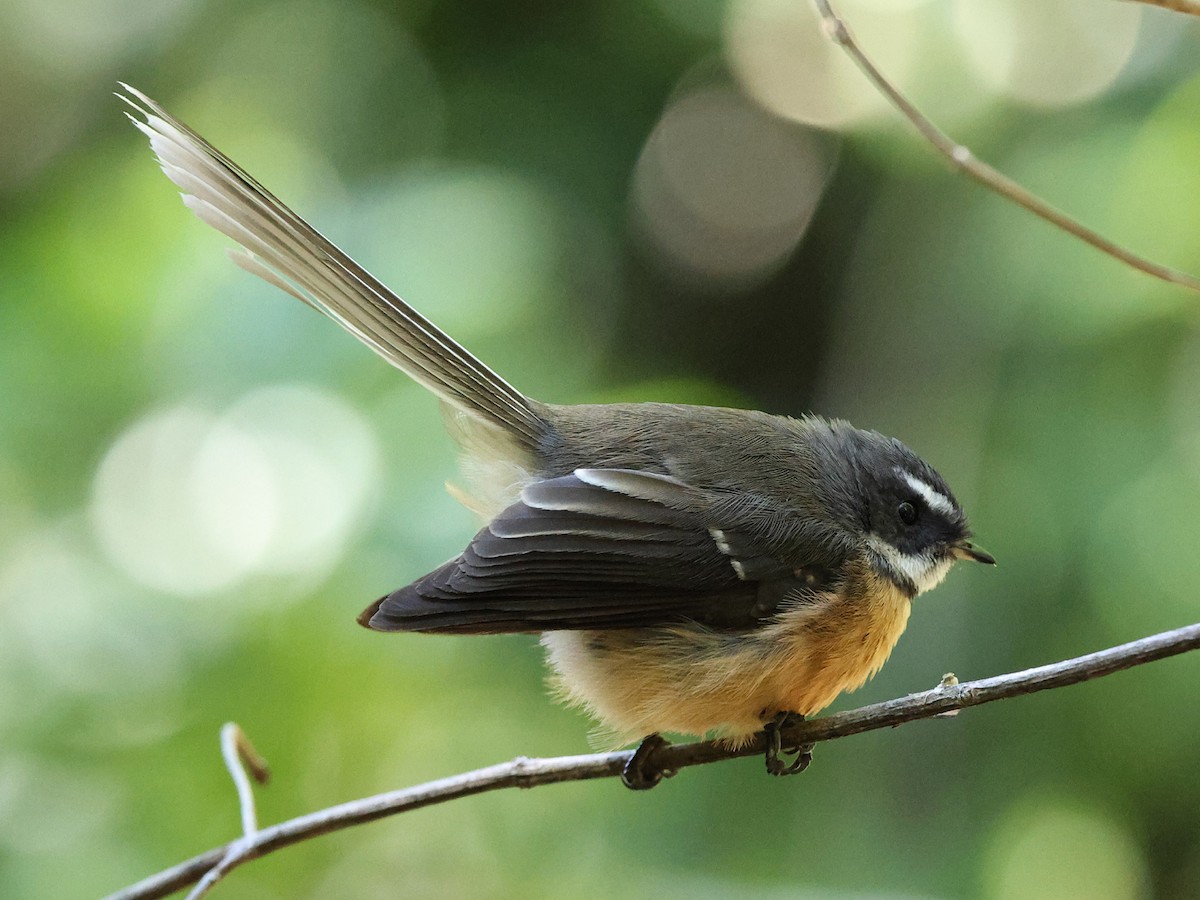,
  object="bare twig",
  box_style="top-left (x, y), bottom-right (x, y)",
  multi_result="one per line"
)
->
top-left (222, 722), bottom-right (270, 837)
top-left (182, 844), bottom-right (249, 900)
top-left (105, 621), bottom-right (1200, 900)
top-left (810, 0), bottom-right (1200, 294)
top-left (183, 724), bottom-right (271, 900)
top-left (1128, 0), bottom-right (1200, 15)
